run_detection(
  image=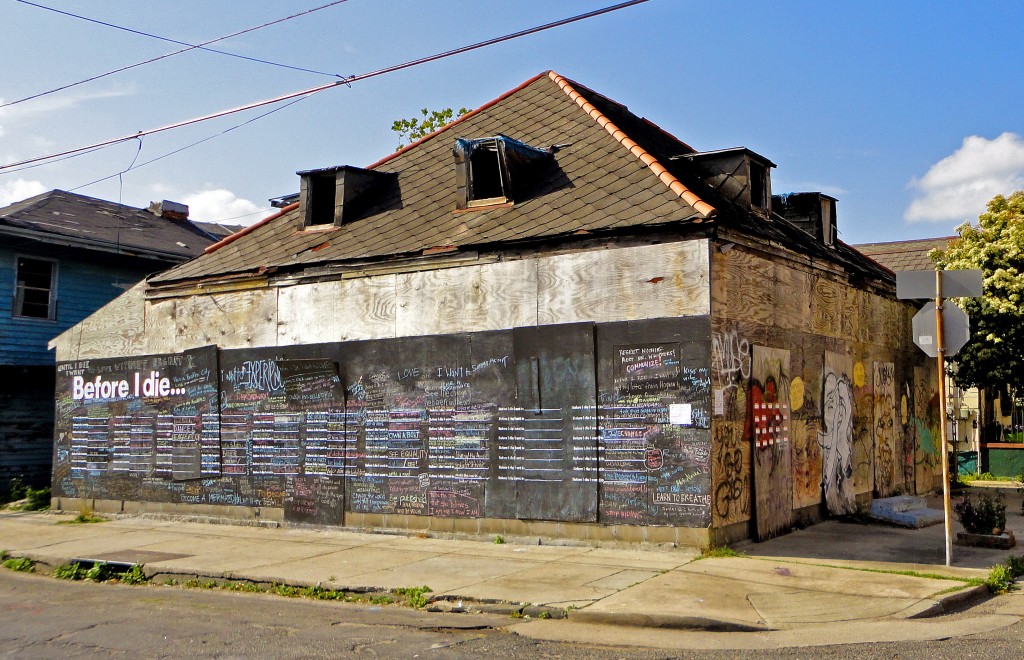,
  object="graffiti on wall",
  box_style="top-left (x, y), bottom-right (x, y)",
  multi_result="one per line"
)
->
top-left (749, 345), bottom-right (793, 540)
top-left (899, 382), bottom-right (916, 492)
top-left (913, 365), bottom-right (940, 493)
top-left (711, 422), bottom-right (749, 525)
top-left (820, 351), bottom-right (855, 515)
top-left (873, 362), bottom-right (896, 497)
top-left (851, 361), bottom-right (875, 494)
top-left (711, 329), bottom-right (752, 424)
